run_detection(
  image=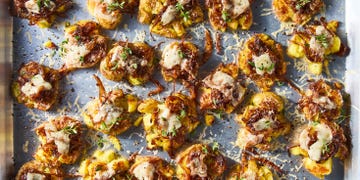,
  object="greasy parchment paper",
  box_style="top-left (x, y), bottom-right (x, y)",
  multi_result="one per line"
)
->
top-left (9, 0), bottom-right (352, 179)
